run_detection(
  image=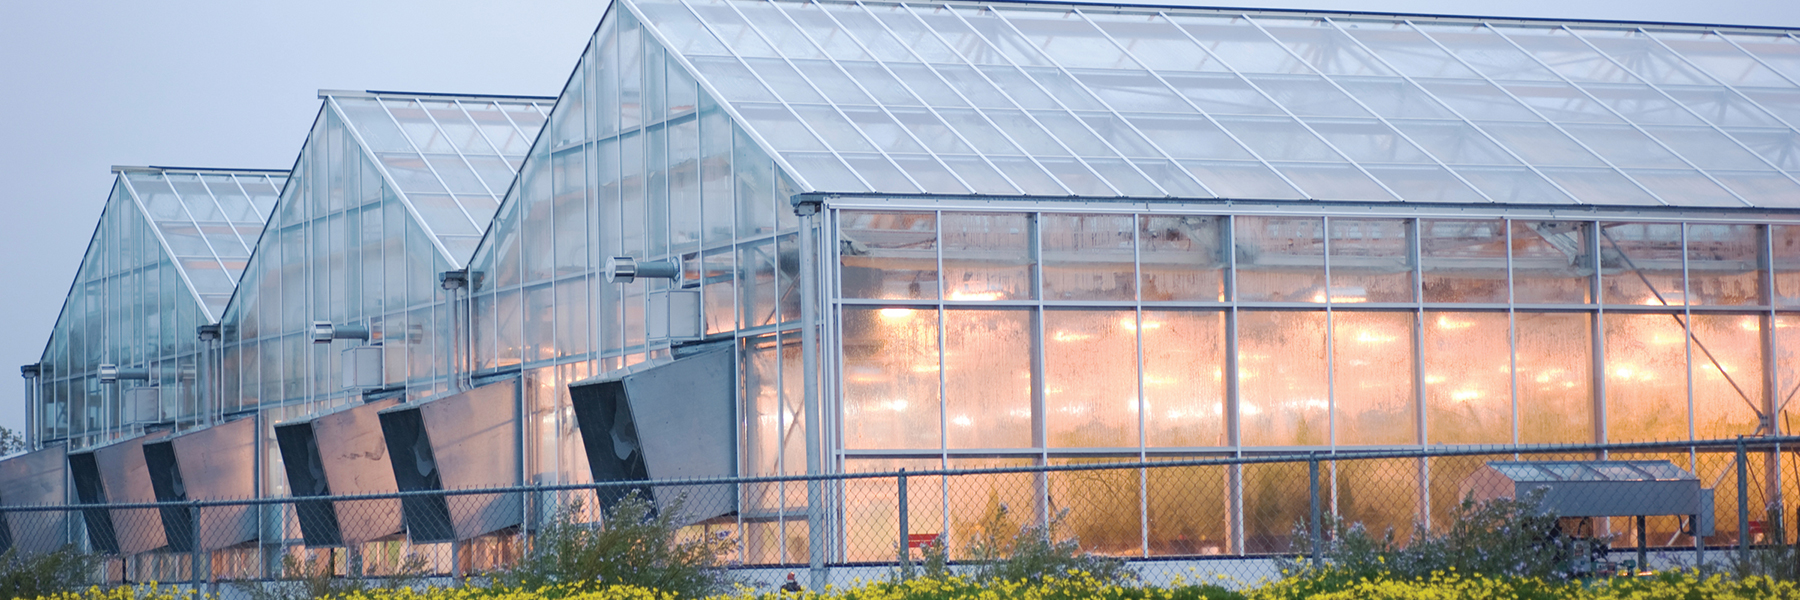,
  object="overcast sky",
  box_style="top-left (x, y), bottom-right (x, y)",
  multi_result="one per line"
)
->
top-left (0, 0), bottom-right (1796, 437)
